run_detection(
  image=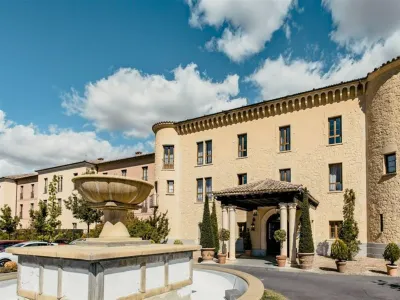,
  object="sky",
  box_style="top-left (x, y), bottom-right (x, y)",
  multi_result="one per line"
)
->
top-left (0, 0), bottom-right (400, 176)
